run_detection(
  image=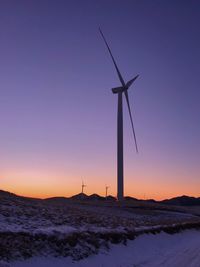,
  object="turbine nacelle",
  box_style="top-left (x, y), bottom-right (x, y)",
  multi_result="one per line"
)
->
top-left (111, 74), bottom-right (139, 94)
top-left (112, 86), bottom-right (125, 94)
